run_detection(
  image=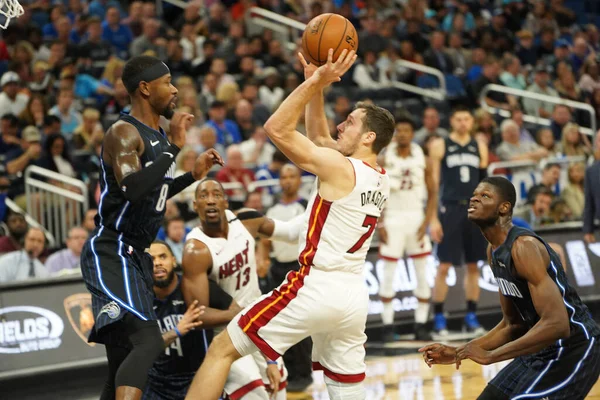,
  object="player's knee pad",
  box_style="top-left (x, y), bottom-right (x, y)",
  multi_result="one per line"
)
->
top-left (412, 257), bottom-right (431, 300)
top-left (324, 376), bottom-right (365, 400)
top-left (378, 260), bottom-right (397, 299)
